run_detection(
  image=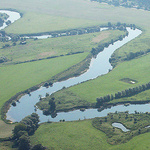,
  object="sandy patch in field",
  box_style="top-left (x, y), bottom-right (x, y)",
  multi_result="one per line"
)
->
top-left (38, 51), bottom-right (56, 57)
top-left (92, 32), bottom-right (110, 43)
